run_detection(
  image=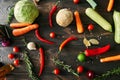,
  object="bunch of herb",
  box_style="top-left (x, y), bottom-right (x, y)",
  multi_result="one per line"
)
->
top-left (52, 57), bottom-right (79, 77)
top-left (93, 67), bottom-right (120, 80)
top-left (7, 7), bottom-right (14, 24)
top-left (23, 51), bottom-right (40, 80)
